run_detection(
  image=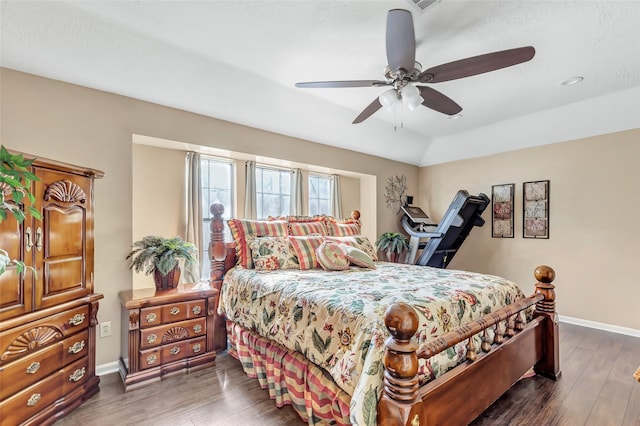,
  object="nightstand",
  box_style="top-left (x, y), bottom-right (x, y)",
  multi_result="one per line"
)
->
top-left (118, 283), bottom-right (218, 391)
